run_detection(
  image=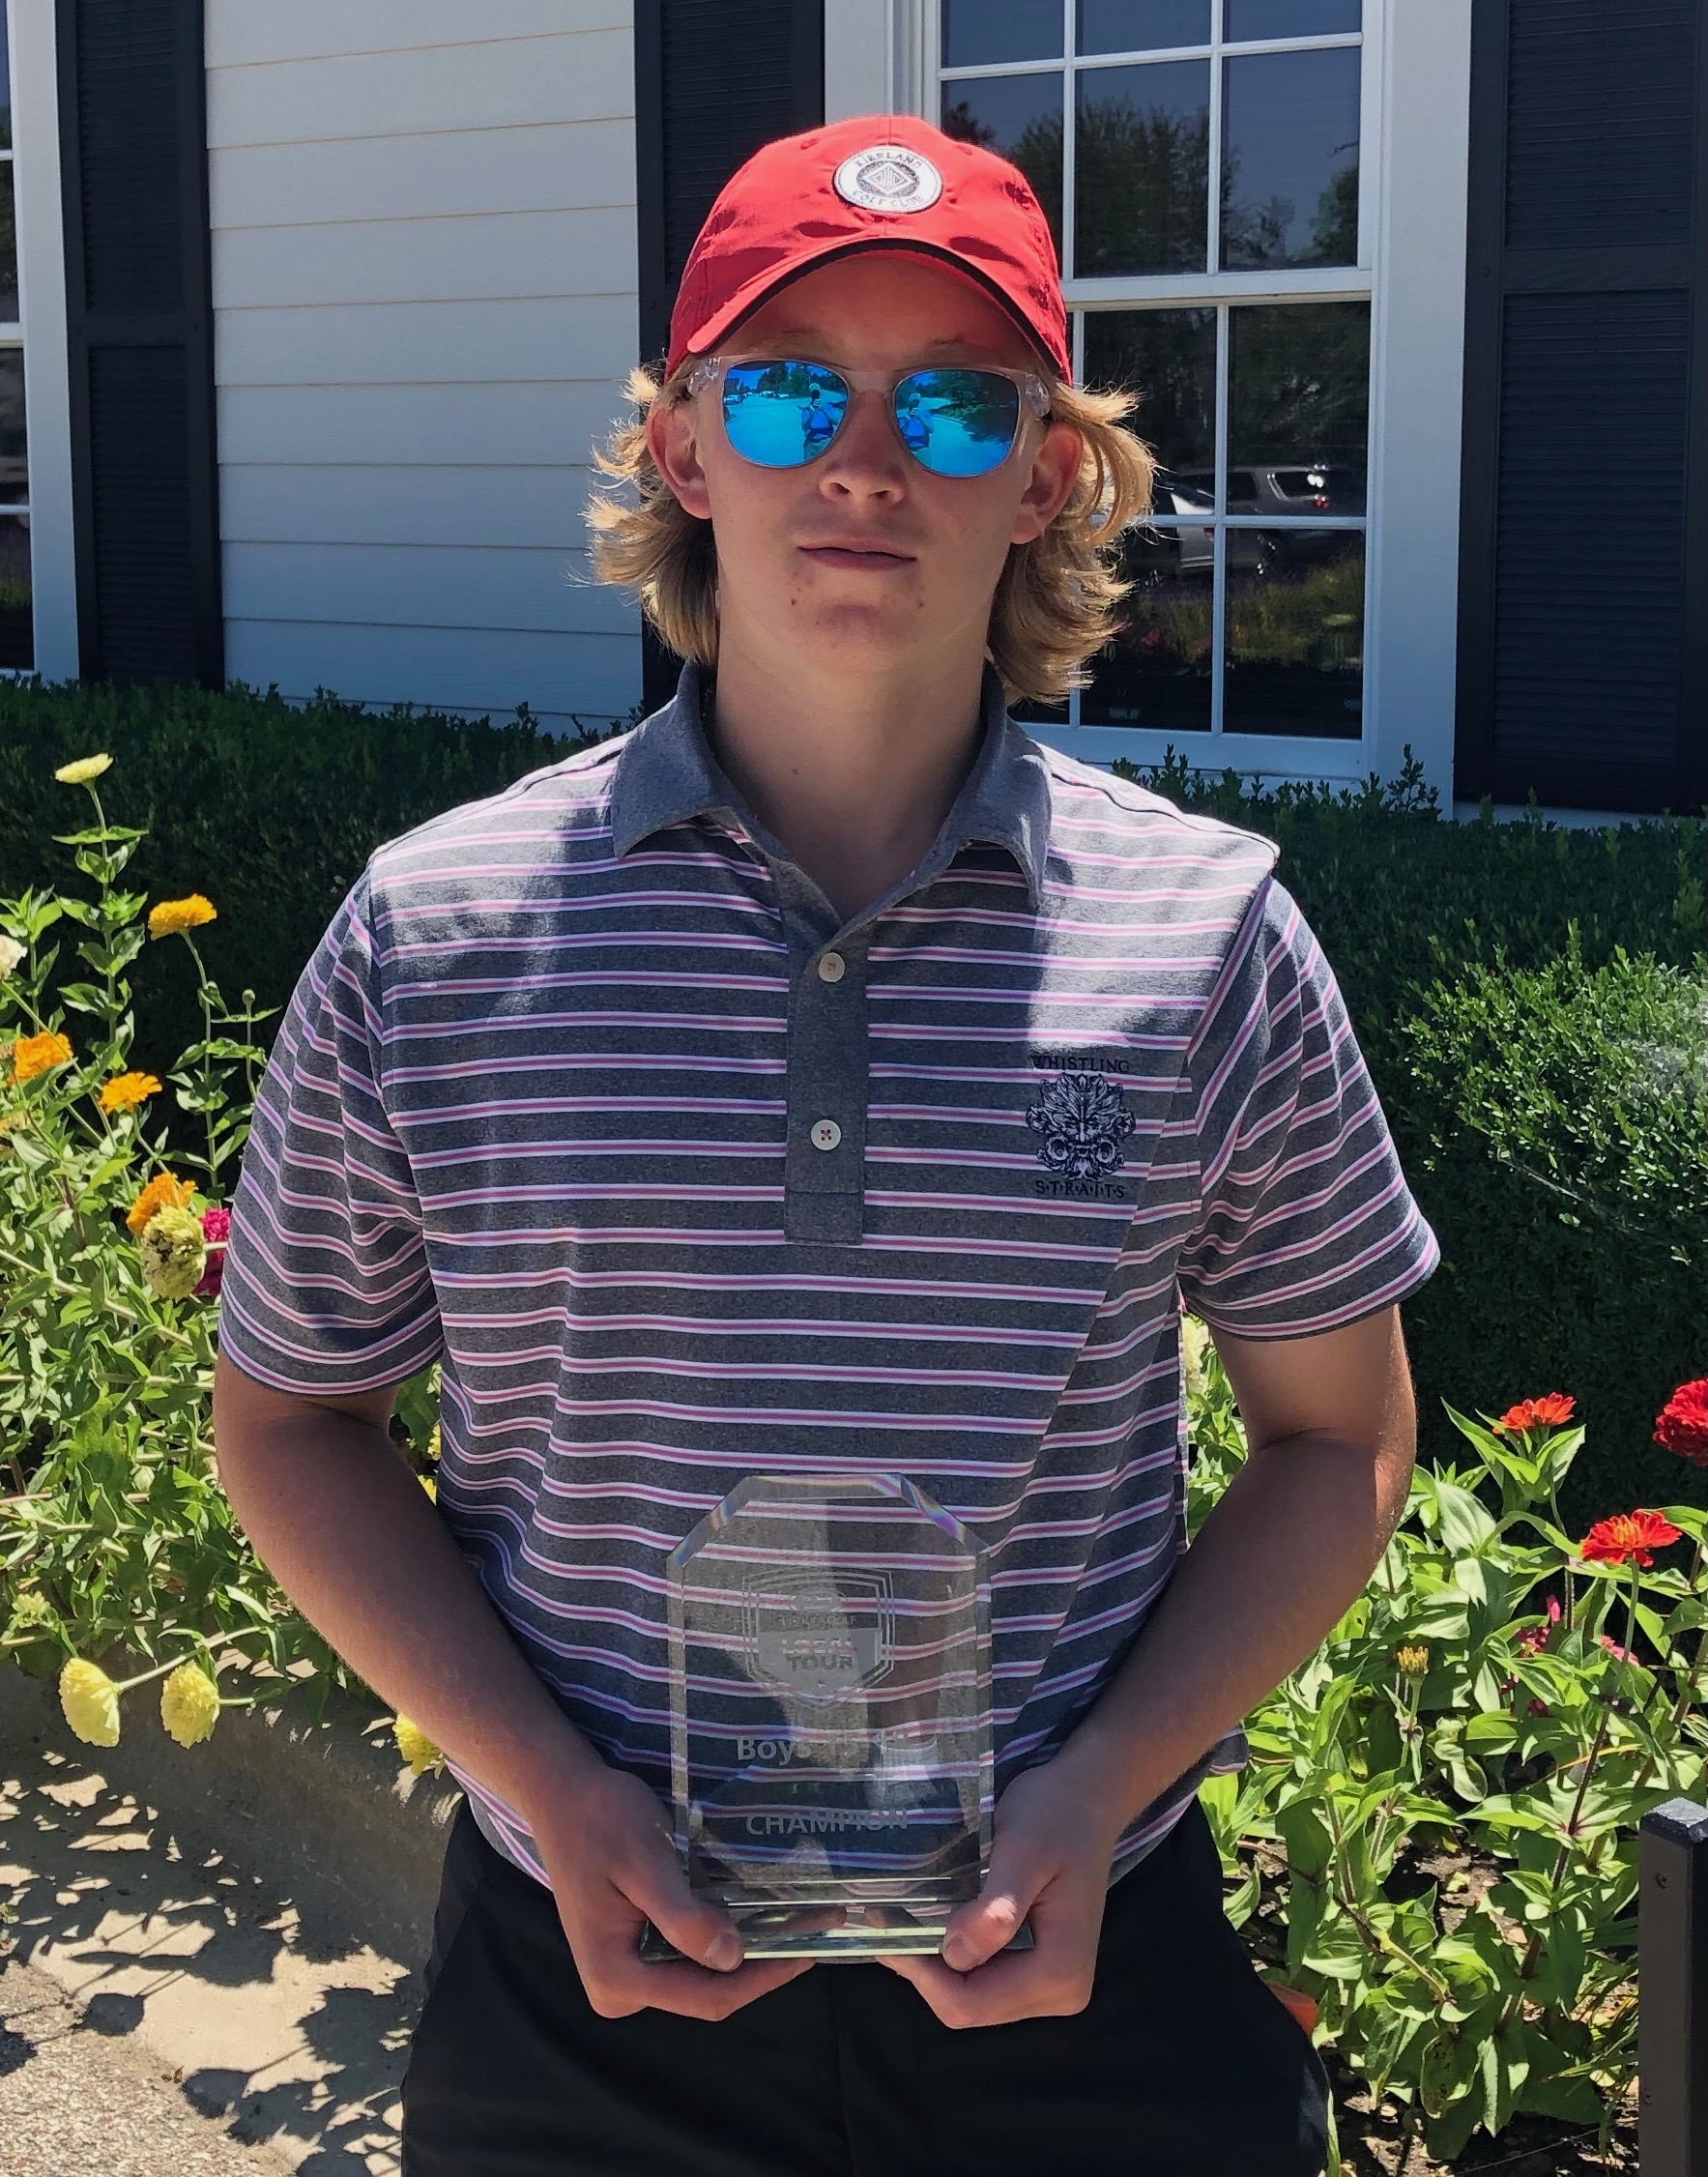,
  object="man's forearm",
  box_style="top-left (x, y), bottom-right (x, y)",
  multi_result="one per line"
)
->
top-left (1052, 1428), bottom-right (1414, 1830)
top-left (214, 1378), bottom-right (597, 1826)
